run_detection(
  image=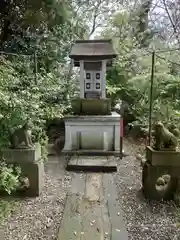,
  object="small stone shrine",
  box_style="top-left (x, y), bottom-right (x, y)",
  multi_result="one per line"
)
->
top-left (63, 39), bottom-right (120, 154)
